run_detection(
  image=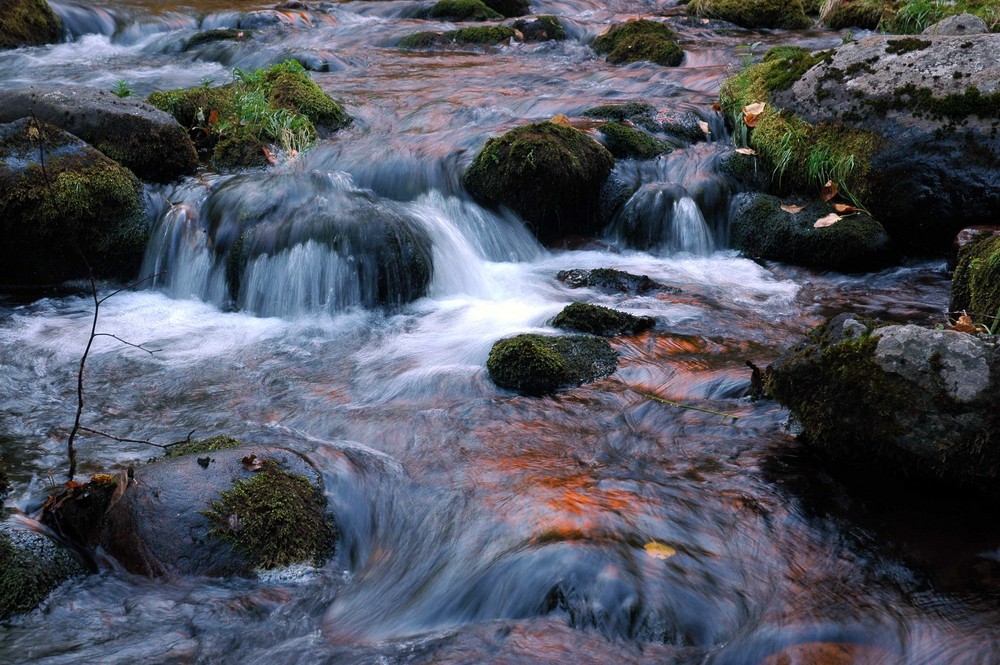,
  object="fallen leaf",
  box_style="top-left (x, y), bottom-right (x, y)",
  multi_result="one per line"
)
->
top-left (820, 179), bottom-right (838, 202)
top-left (814, 213), bottom-right (842, 228)
top-left (947, 314), bottom-right (980, 334)
top-left (513, 29), bottom-right (525, 40)
top-left (743, 113), bottom-right (761, 127)
top-left (241, 454), bottom-right (264, 471)
top-left (832, 203), bottom-right (858, 213)
top-left (698, 120), bottom-right (710, 135)
top-left (207, 109), bottom-right (220, 126)
top-left (711, 102), bottom-right (722, 112)
top-left (237, 31), bottom-right (245, 39)
top-left (780, 203), bottom-right (805, 214)
top-left (743, 102), bottom-right (766, 116)
top-left (550, 114), bottom-right (572, 127)
top-left (644, 542), bottom-right (677, 560)
top-left (262, 146), bottom-right (278, 165)
top-left (735, 147), bottom-right (757, 155)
